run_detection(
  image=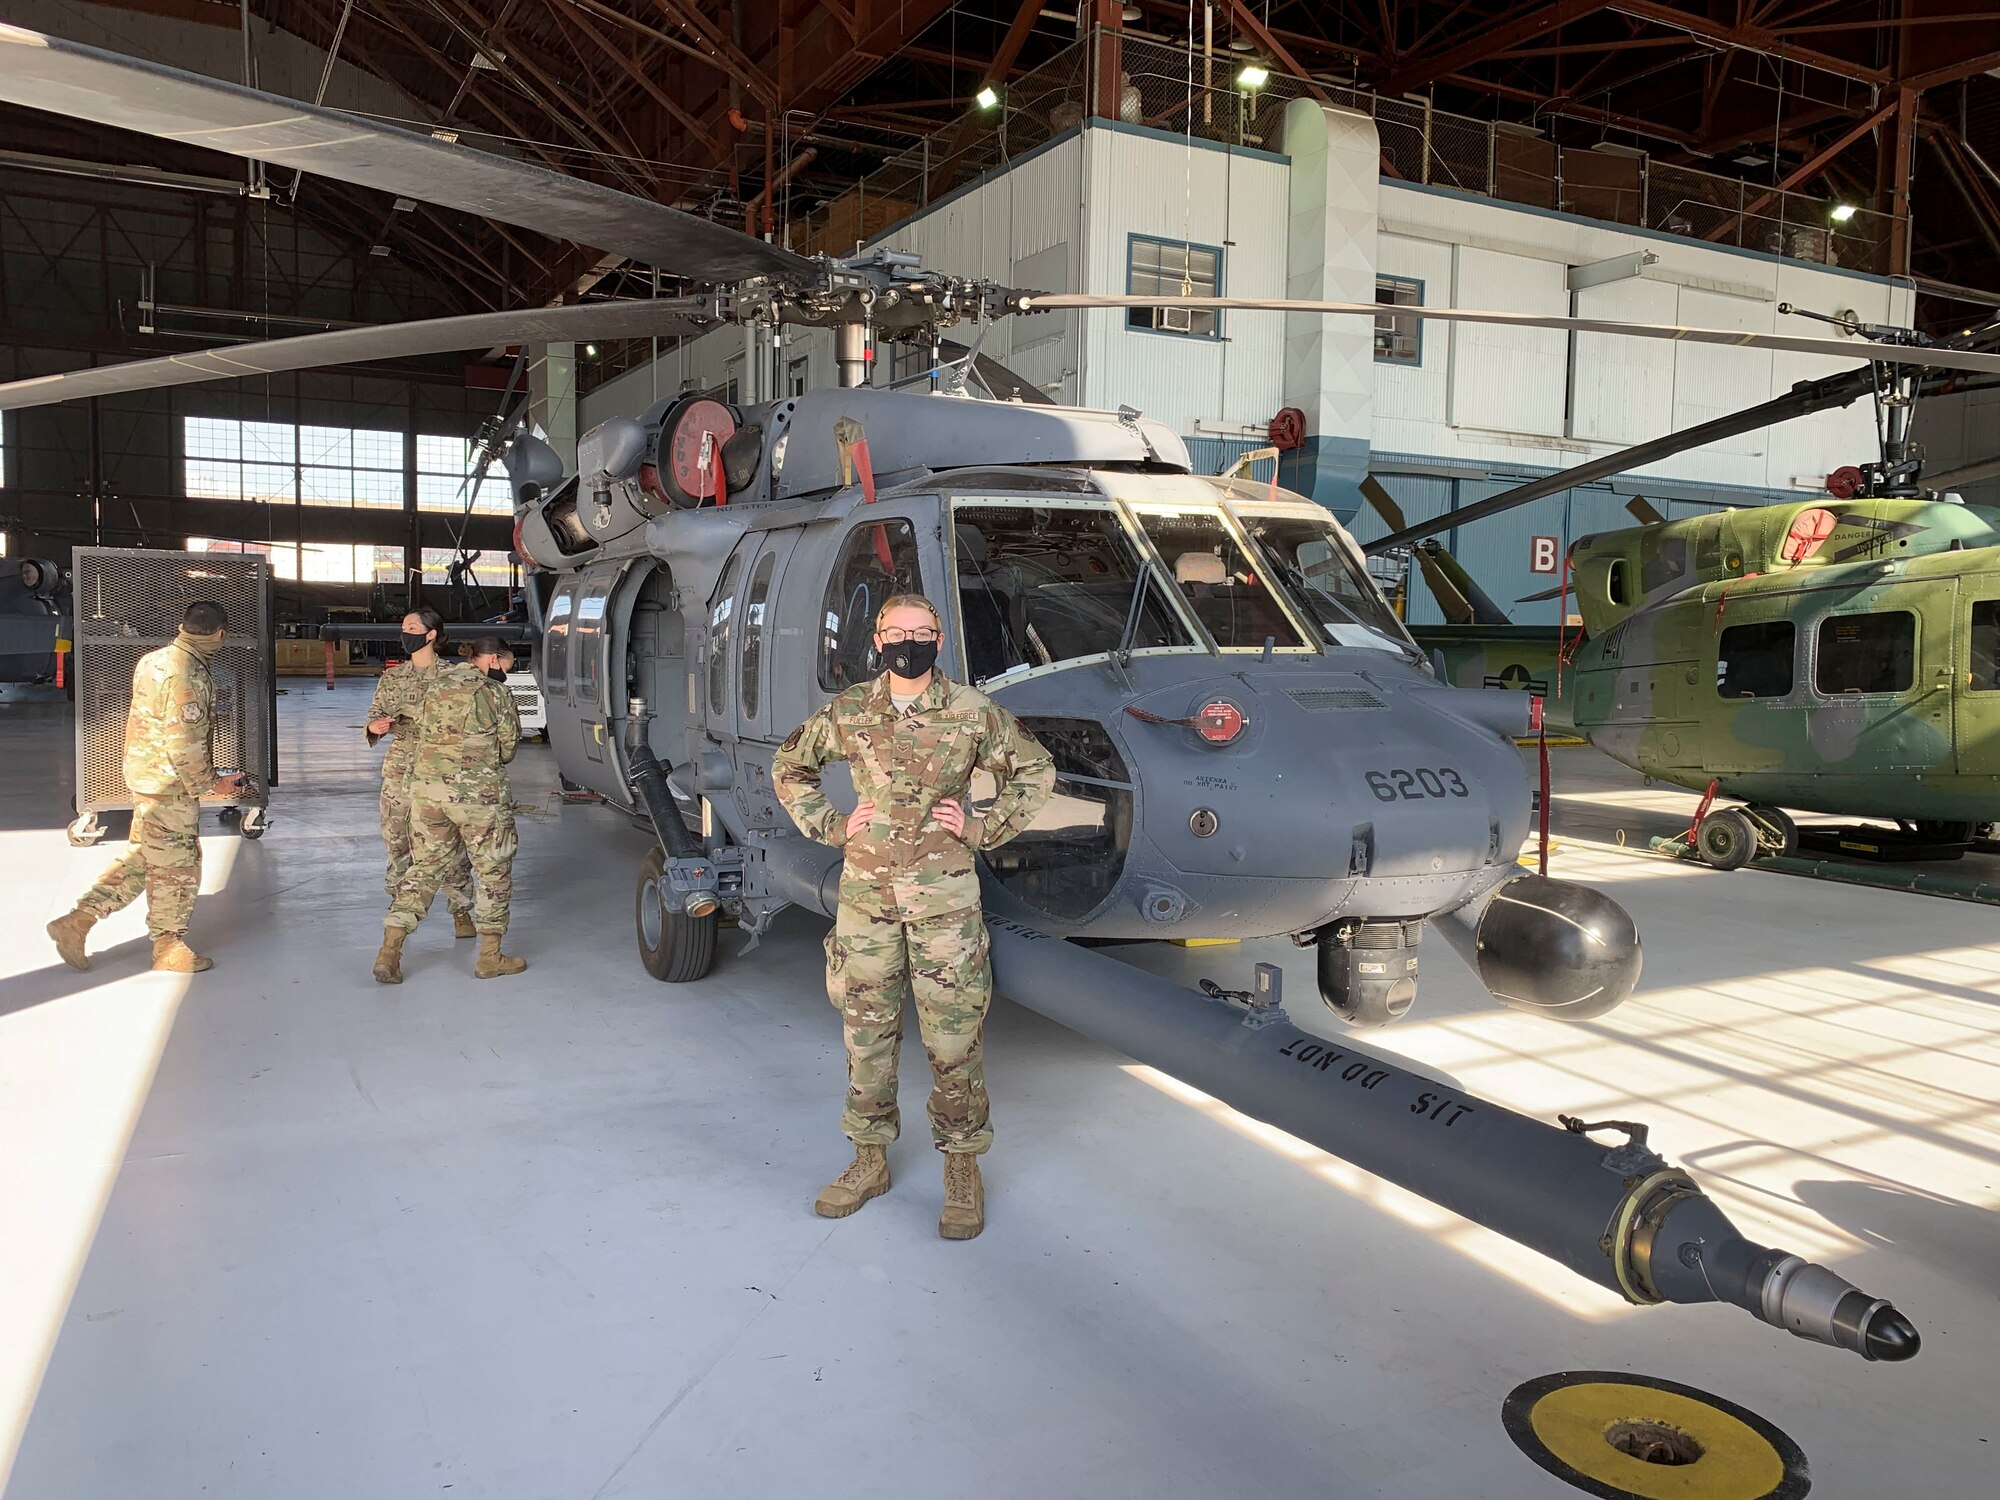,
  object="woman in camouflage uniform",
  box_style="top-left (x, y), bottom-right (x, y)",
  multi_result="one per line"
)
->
top-left (365, 606), bottom-right (475, 940)
top-left (372, 635), bottom-right (526, 983)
